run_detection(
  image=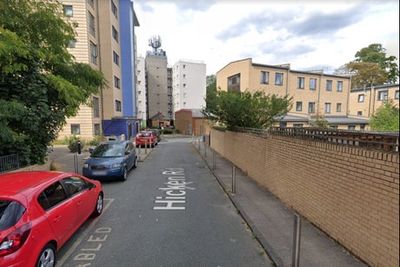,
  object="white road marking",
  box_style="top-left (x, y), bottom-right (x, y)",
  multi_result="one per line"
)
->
top-left (58, 198), bottom-right (114, 266)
